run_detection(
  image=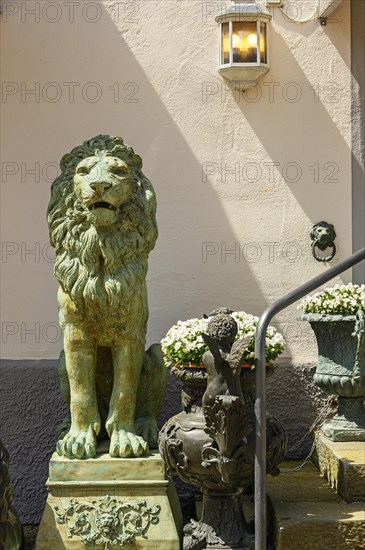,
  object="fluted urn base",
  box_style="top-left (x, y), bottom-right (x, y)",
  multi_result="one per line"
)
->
top-left (321, 397), bottom-right (365, 441)
top-left (184, 494), bottom-right (254, 550)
